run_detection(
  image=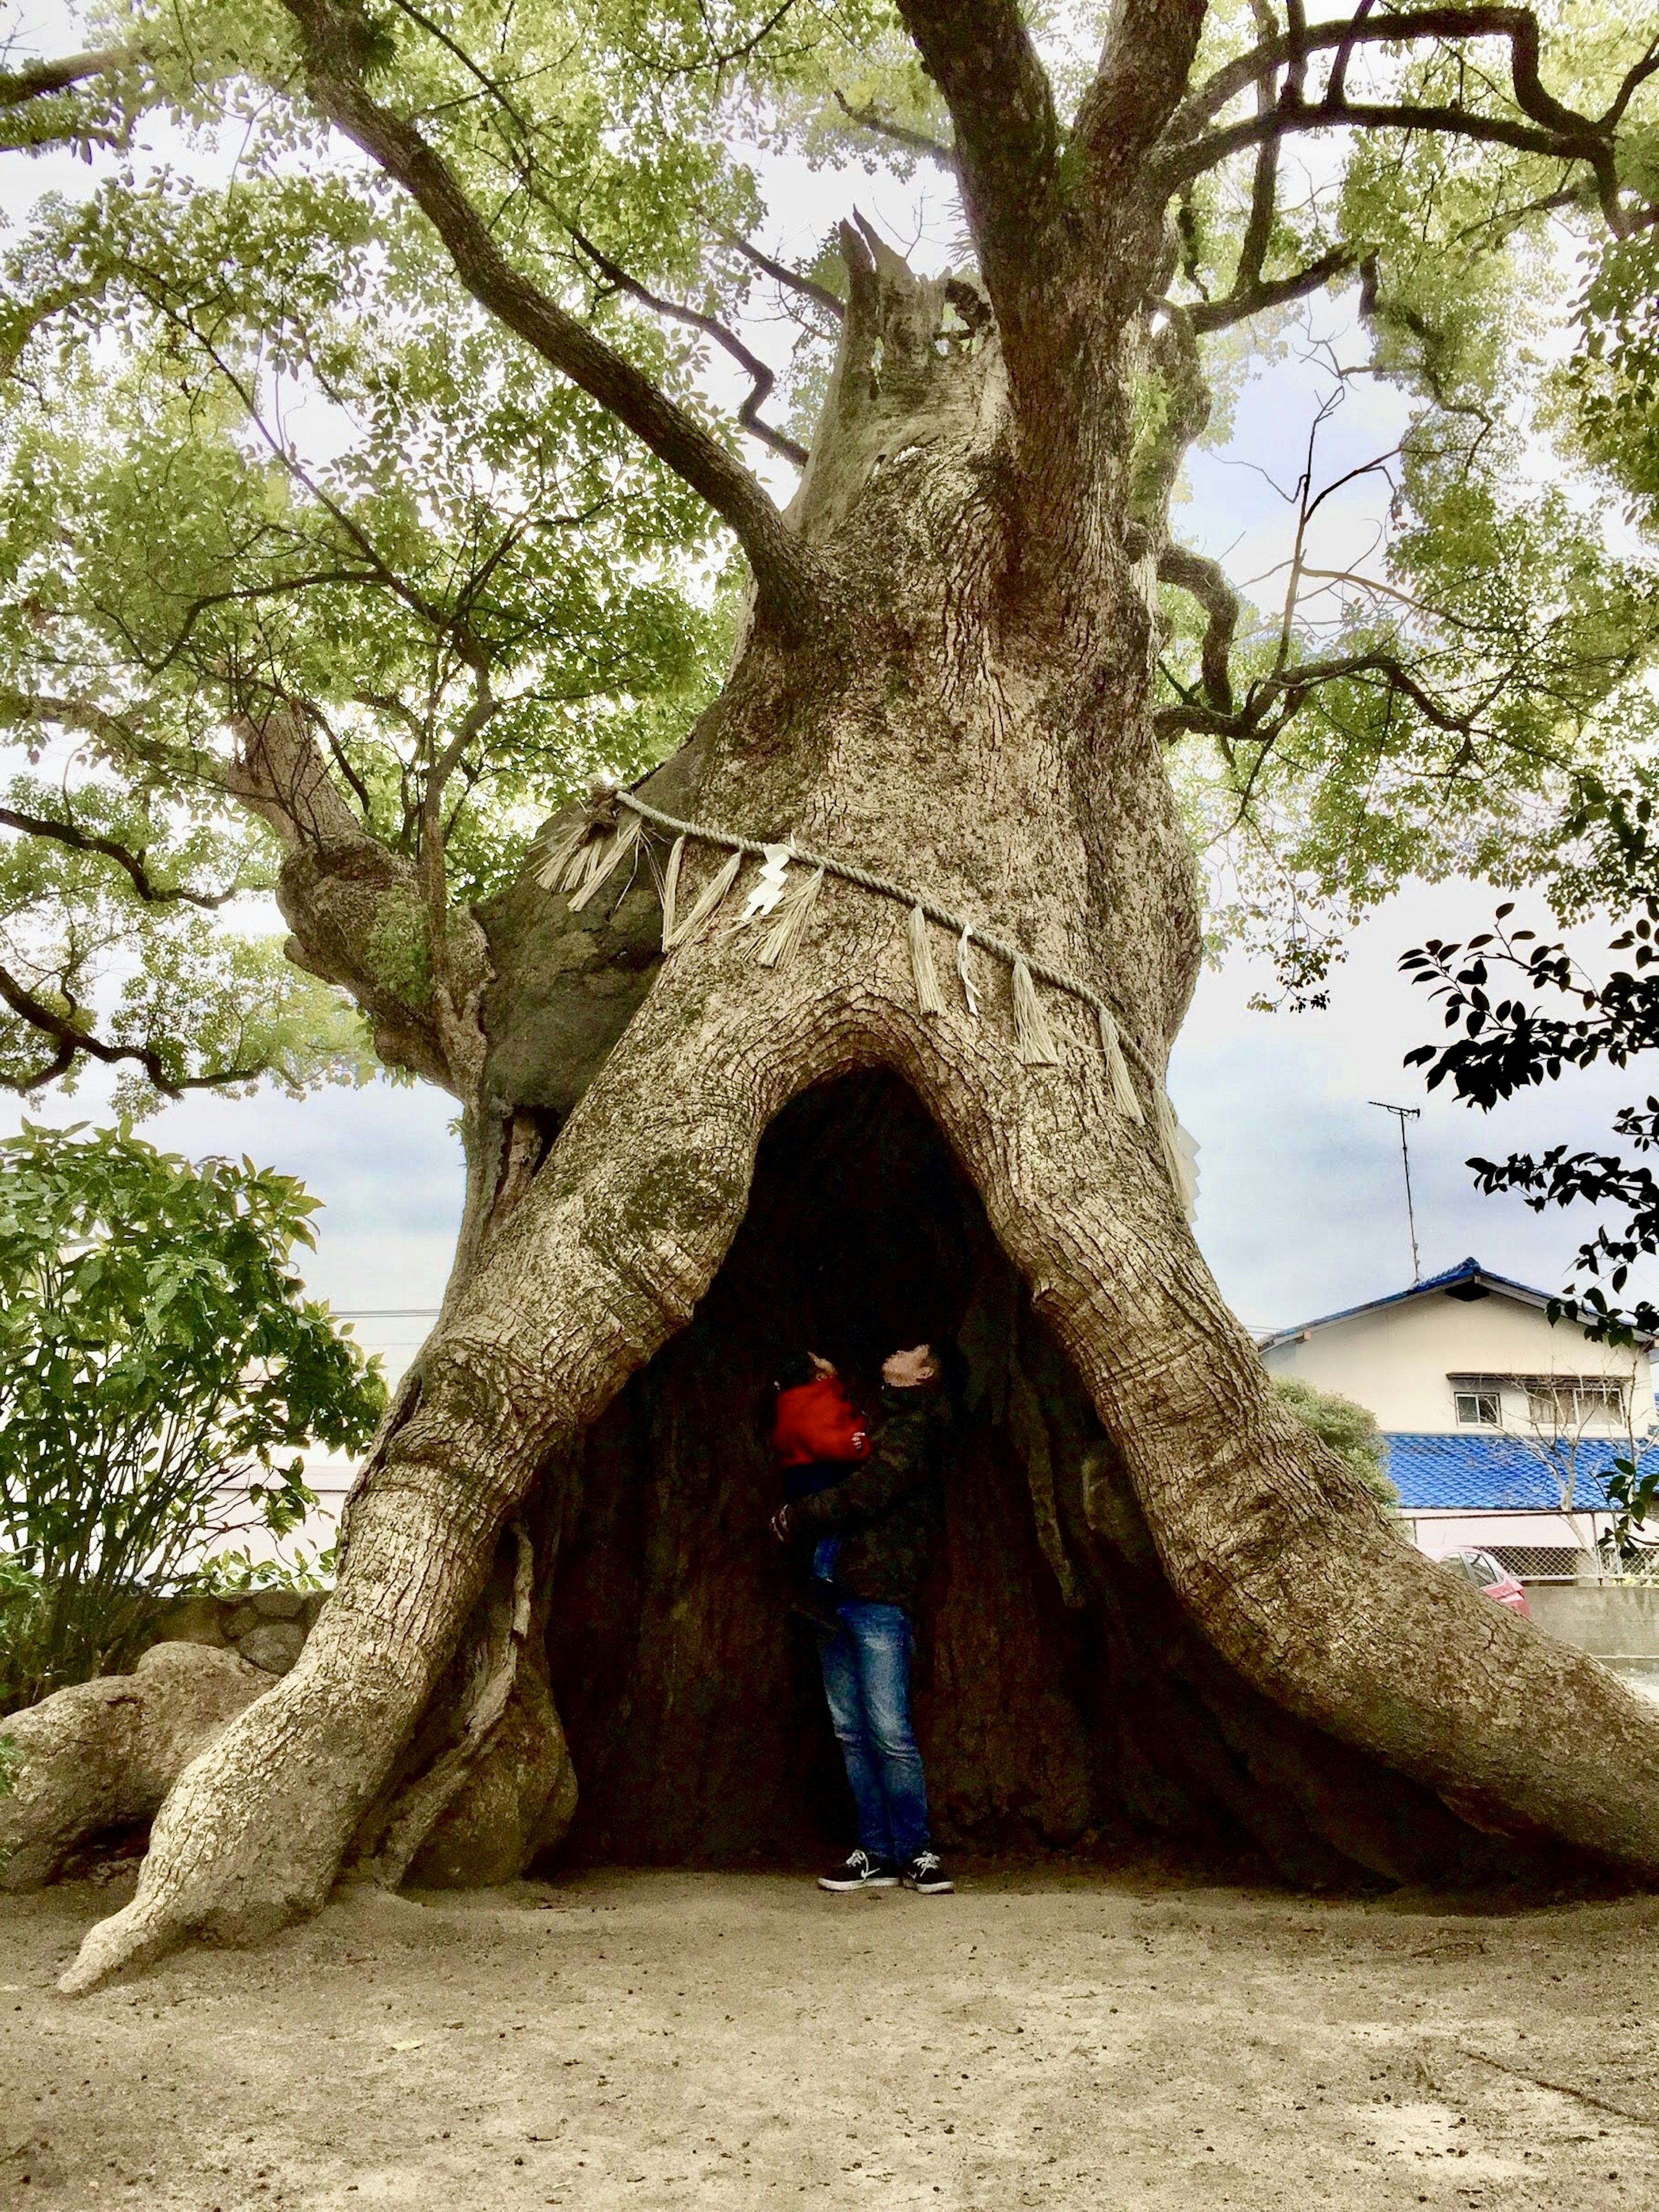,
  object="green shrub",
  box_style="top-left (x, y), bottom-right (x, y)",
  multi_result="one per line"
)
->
top-left (0, 1123), bottom-right (385, 1714)
top-left (1271, 1375), bottom-right (1400, 1515)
